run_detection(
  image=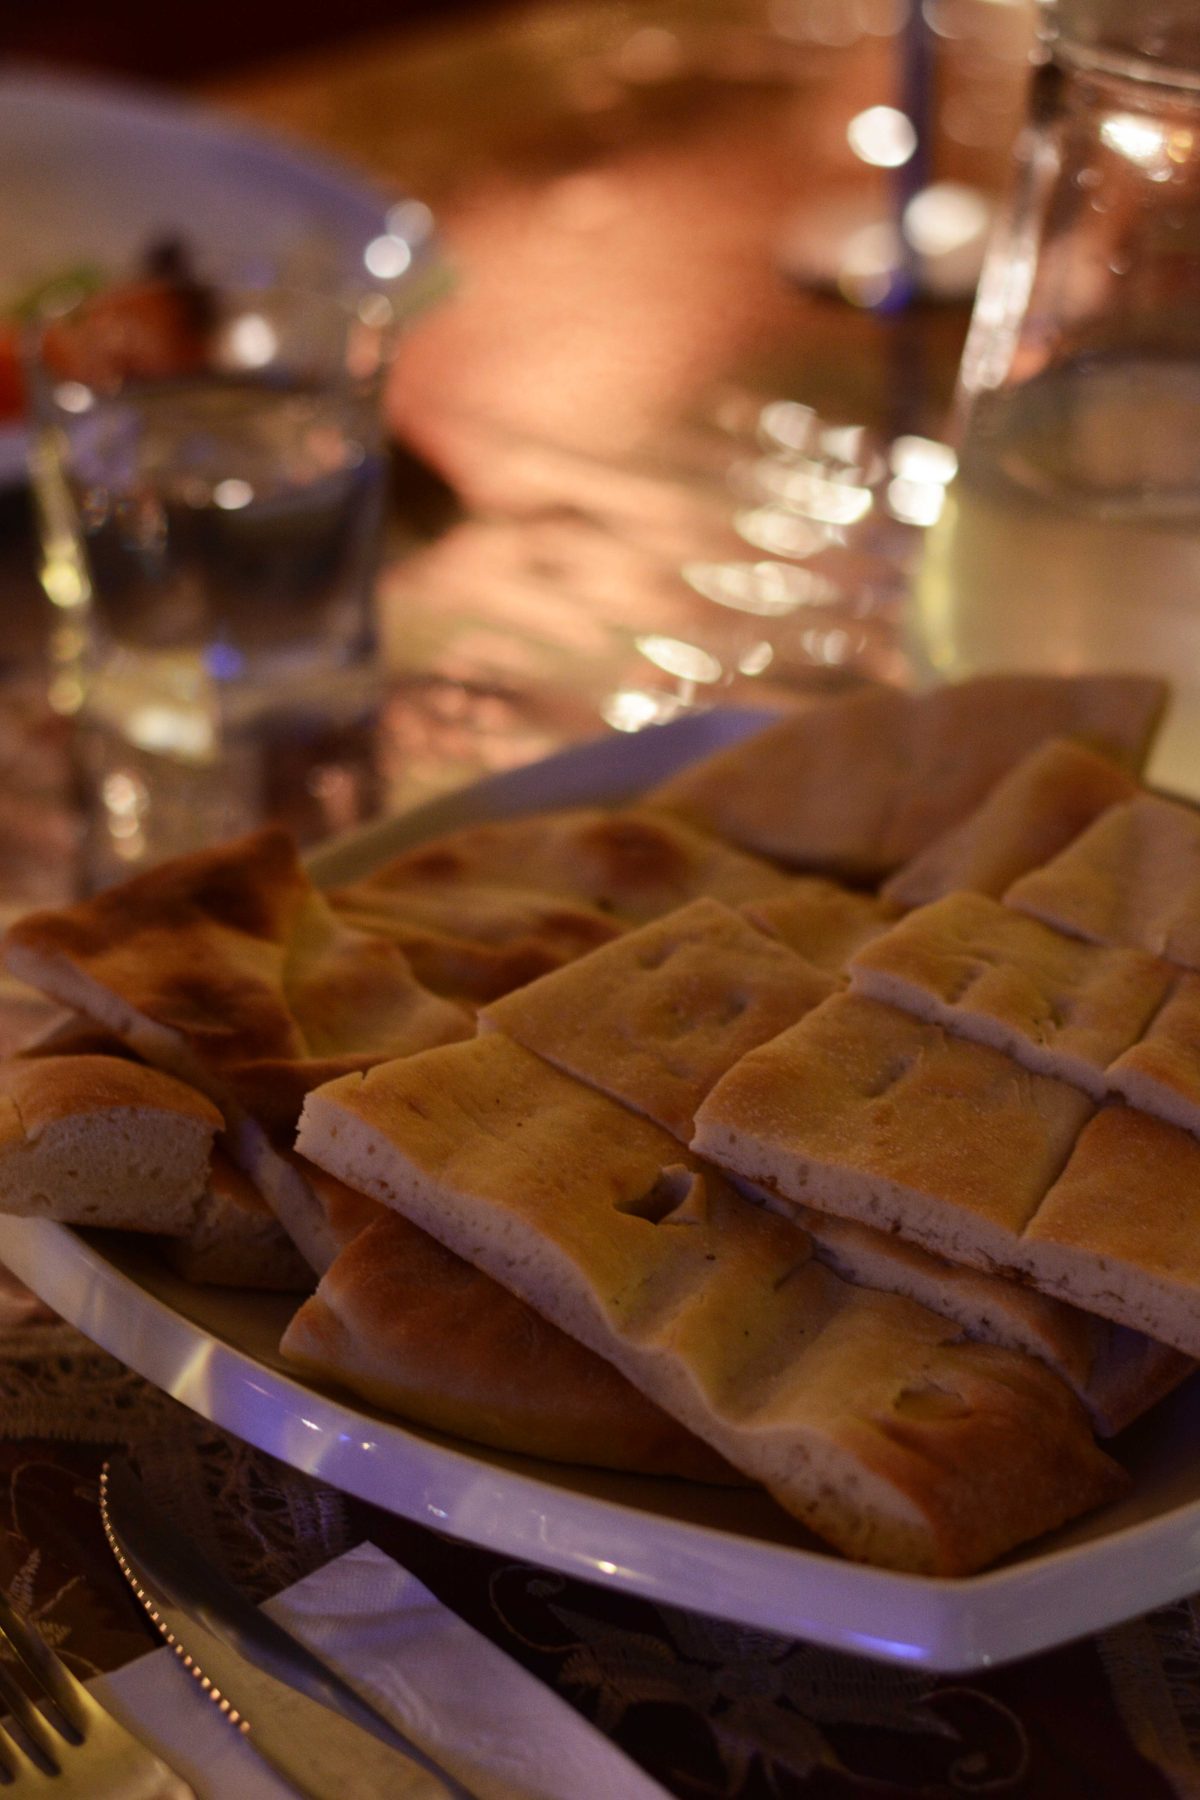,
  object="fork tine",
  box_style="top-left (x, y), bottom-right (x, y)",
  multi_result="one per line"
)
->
top-left (0, 1590), bottom-right (87, 1737)
top-left (0, 1711), bottom-right (45, 1785)
top-left (0, 1652), bottom-right (62, 1773)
